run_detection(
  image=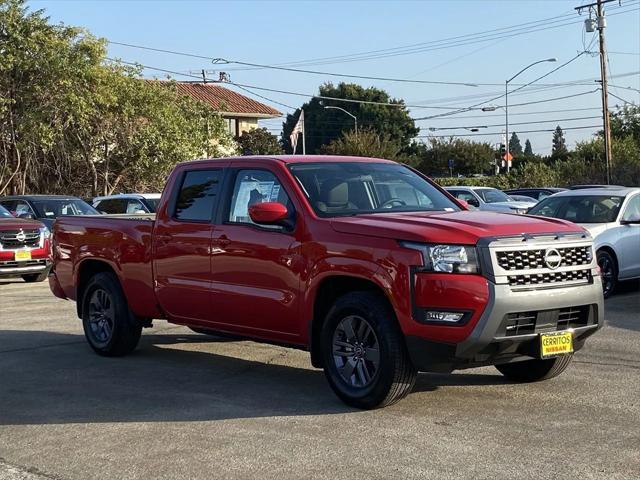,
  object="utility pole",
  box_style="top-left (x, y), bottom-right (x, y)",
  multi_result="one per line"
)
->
top-left (576, 0), bottom-right (615, 184)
